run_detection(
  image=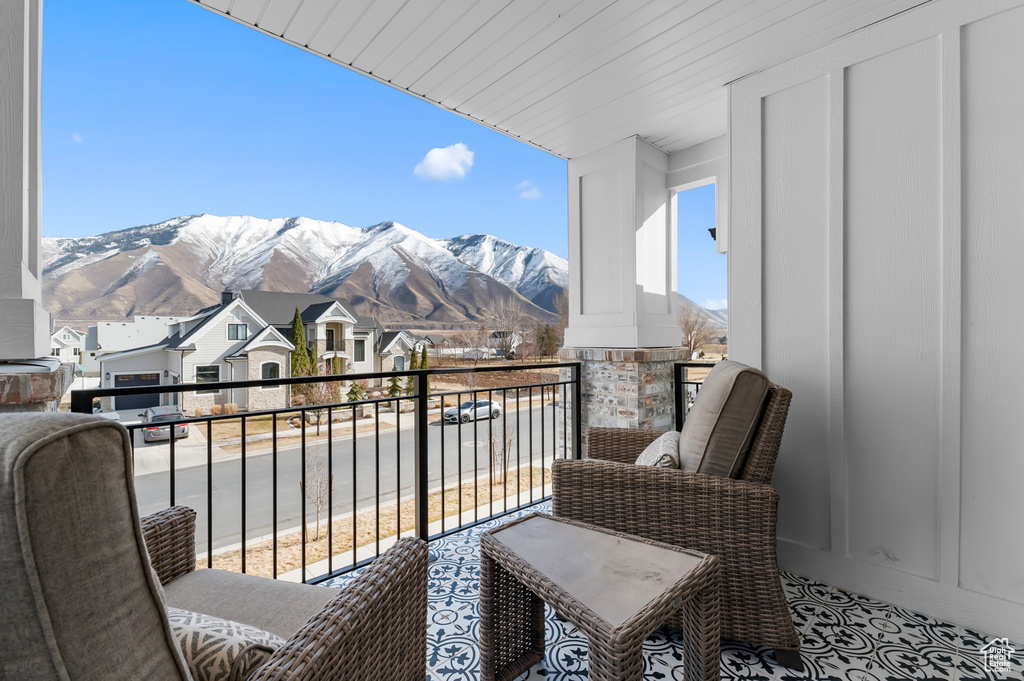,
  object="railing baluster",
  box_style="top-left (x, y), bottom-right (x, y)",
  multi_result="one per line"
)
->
top-left (240, 415), bottom-right (246, 574)
top-left (572, 363), bottom-right (582, 460)
top-left (502, 388), bottom-right (508, 514)
top-left (529, 388), bottom-right (534, 504)
top-left (473, 389), bottom-right (479, 523)
top-left (440, 389), bottom-right (446, 533)
top-left (487, 388), bottom-right (494, 511)
top-left (374, 401), bottom-right (380, 557)
top-left (457, 391), bottom-right (463, 525)
top-left (169, 424), bottom-right (176, 508)
top-left (301, 410), bottom-right (306, 583)
top-left (207, 419), bottom-right (213, 569)
top-left (272, 415), bottom-right (277, 579)
top-left (540, 385), bottom-right (545, 498)
top-left (351, 403), bottom-right (356, 572)
top-left (328, 407), bottom-right (333, 575)
top-left (414, 371), bottom-right (429, 541)
top-left (395, 395), bottom-right (401, 538)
